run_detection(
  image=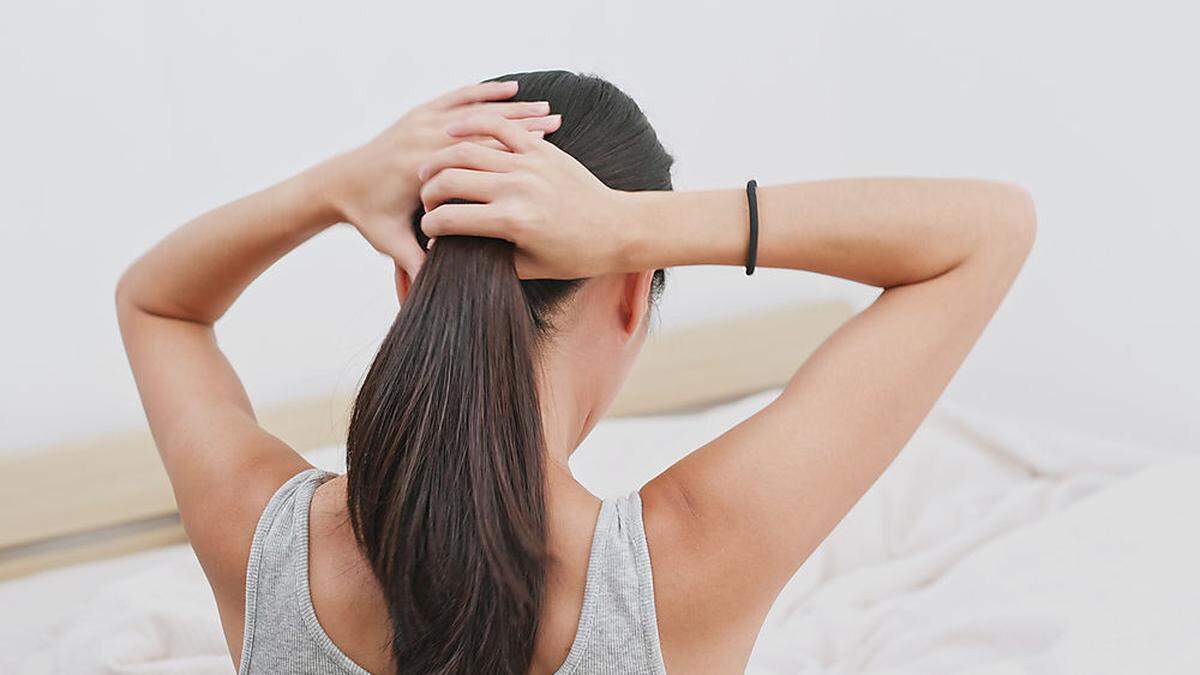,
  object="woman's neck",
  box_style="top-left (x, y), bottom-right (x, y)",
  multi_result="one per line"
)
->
top-left (536, 344), bottom-right (594, 461)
